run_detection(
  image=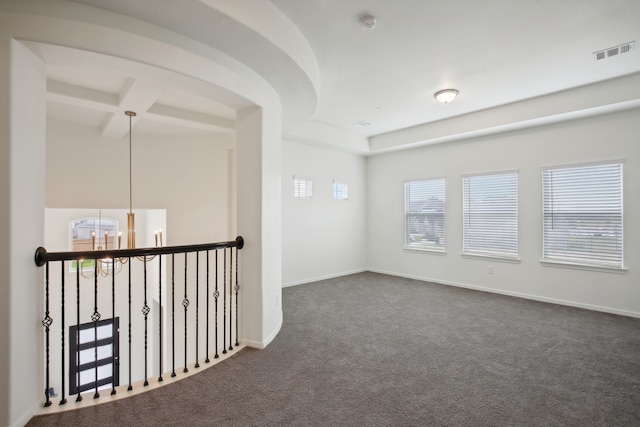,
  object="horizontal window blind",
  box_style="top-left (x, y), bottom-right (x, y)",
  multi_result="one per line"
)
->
top-left (293, 176), bottom-right (312, 199)
top-left (542, 163), bottom-right (623, 268)
top-left (463, 172), bottom-right (518, 257)
top-left (404, 179), bottom-right (445, 251)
